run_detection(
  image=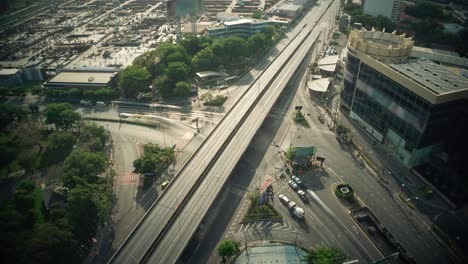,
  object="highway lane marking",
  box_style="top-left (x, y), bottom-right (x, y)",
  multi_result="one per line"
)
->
top-left (307, 189), bottom-right (381, 259)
